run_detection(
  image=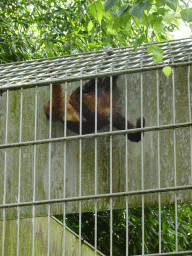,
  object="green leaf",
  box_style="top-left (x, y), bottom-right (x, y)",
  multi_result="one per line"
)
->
top-left (138, 34), bottom-right (146, 45)
top-left (95, 0), bottom-right (104, 24)
top-left (158, 7), bottom-right (167, 15)
top-left (147, 45), bottom-right (164, 63)
top-left (129, 3), bottom-right (147, 20)
top-left (89, 1), bottom-right (104, 25)
top-left (181, 8), bottom-right (192, 22)
top-left (153, 22), bottom-right (164, 33)
top-left (104, 0), bottom-right (118, 11)
top-left (163, 66), bottom-right (172, 77)
top-left (89, 3), bottom-right (97, 19)
top-left (163, 12), bottom-right (175, 24)
top-left (133, 39), bottom-right (139, 51)
top-left (107, 25), bottom-right (116, 35)
top-left (165, 0), bottom-right (177, 11)
top-left (116, 4), bottom-right (129, 18)
top-left (88, 21), bottom-right (93, 32)
top-left (169, 0), bottom-right (179, 8)
top-left (156, 0), bottom-right (166, 7)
